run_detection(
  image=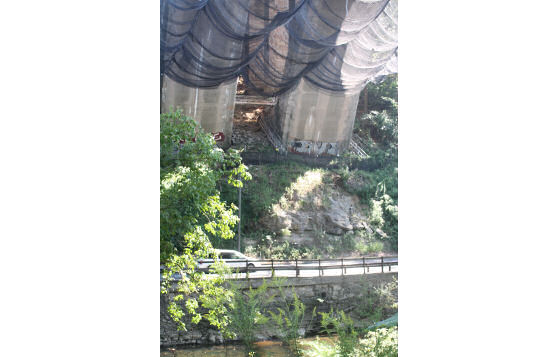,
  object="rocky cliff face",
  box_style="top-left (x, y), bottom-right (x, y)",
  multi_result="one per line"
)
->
top-left (257, 171), bottom-right (373, 249)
